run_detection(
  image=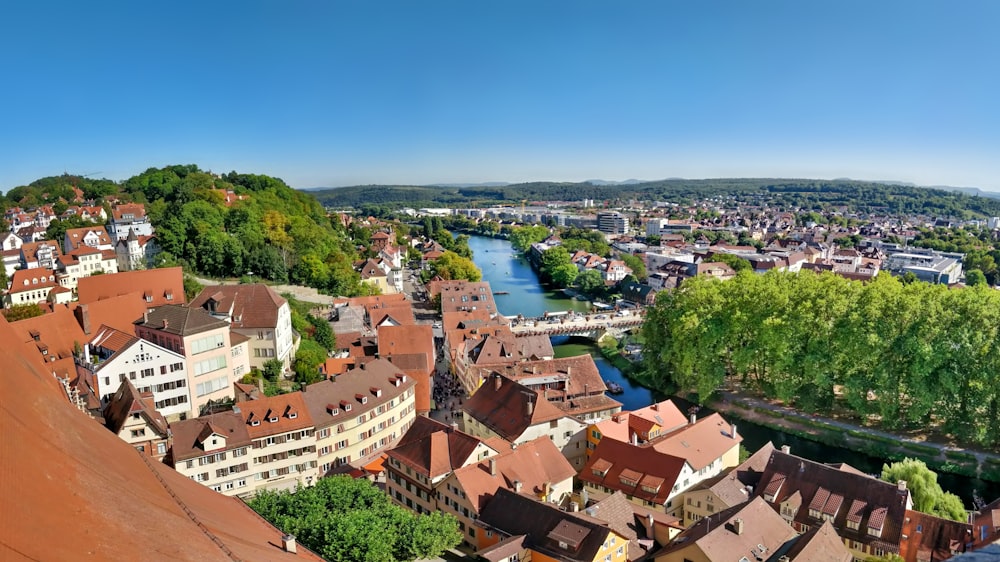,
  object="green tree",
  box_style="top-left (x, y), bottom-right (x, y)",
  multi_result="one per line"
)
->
top-left (262, 358), bottom-right (284, 382)
top-left (293, 339), bottom-right (328, 385)
top-left (2, 303), bottom-right (45, 322)
top-left (881, 458), bottom-right (966, 521)
top-left (620, 253), bottom-right (647, 281)
top-left (429, 251), bottom-right (482, 282)
top-left (248, 476), bottom-right (461, 562)
top-left (966, 269), bottom-right (987, 286)
top-left (540, 246), bottom-right (572, 283)
top-left (307, 314), bottom-right (335, 351)
top-left (550, 263), bottom-right (579, 288)
top-left (709, 252), bottom-right (751, 273)
top-left (575, 269), bottom-right (605, 296)
top-left (509, 225), bottom-right (550, 252)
